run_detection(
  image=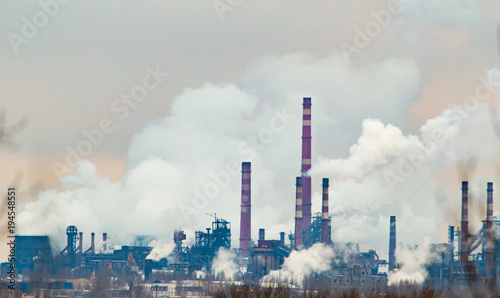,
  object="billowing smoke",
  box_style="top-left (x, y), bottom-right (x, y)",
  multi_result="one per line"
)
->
top-left (388, 238), bottom-right (434, 285)
top-left (95, 236), bottom-right (119, 254)
top-left (211, 248), bottom-right (239, 280)
top-left (17, 53), bottom-right (422, 253)
top-left (146, 239), bottom-right (175, 261)
top-left (262, 244), bottom-right (334, 285)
